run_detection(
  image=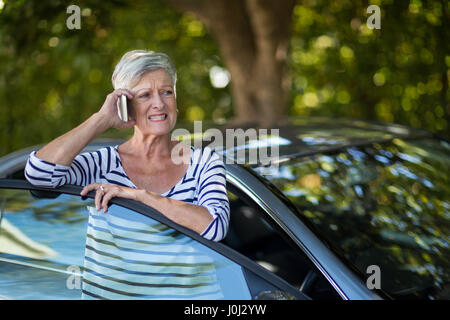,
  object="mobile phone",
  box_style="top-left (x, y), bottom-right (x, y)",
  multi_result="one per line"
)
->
top-left (117, 94), bottom-right (128, 122)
